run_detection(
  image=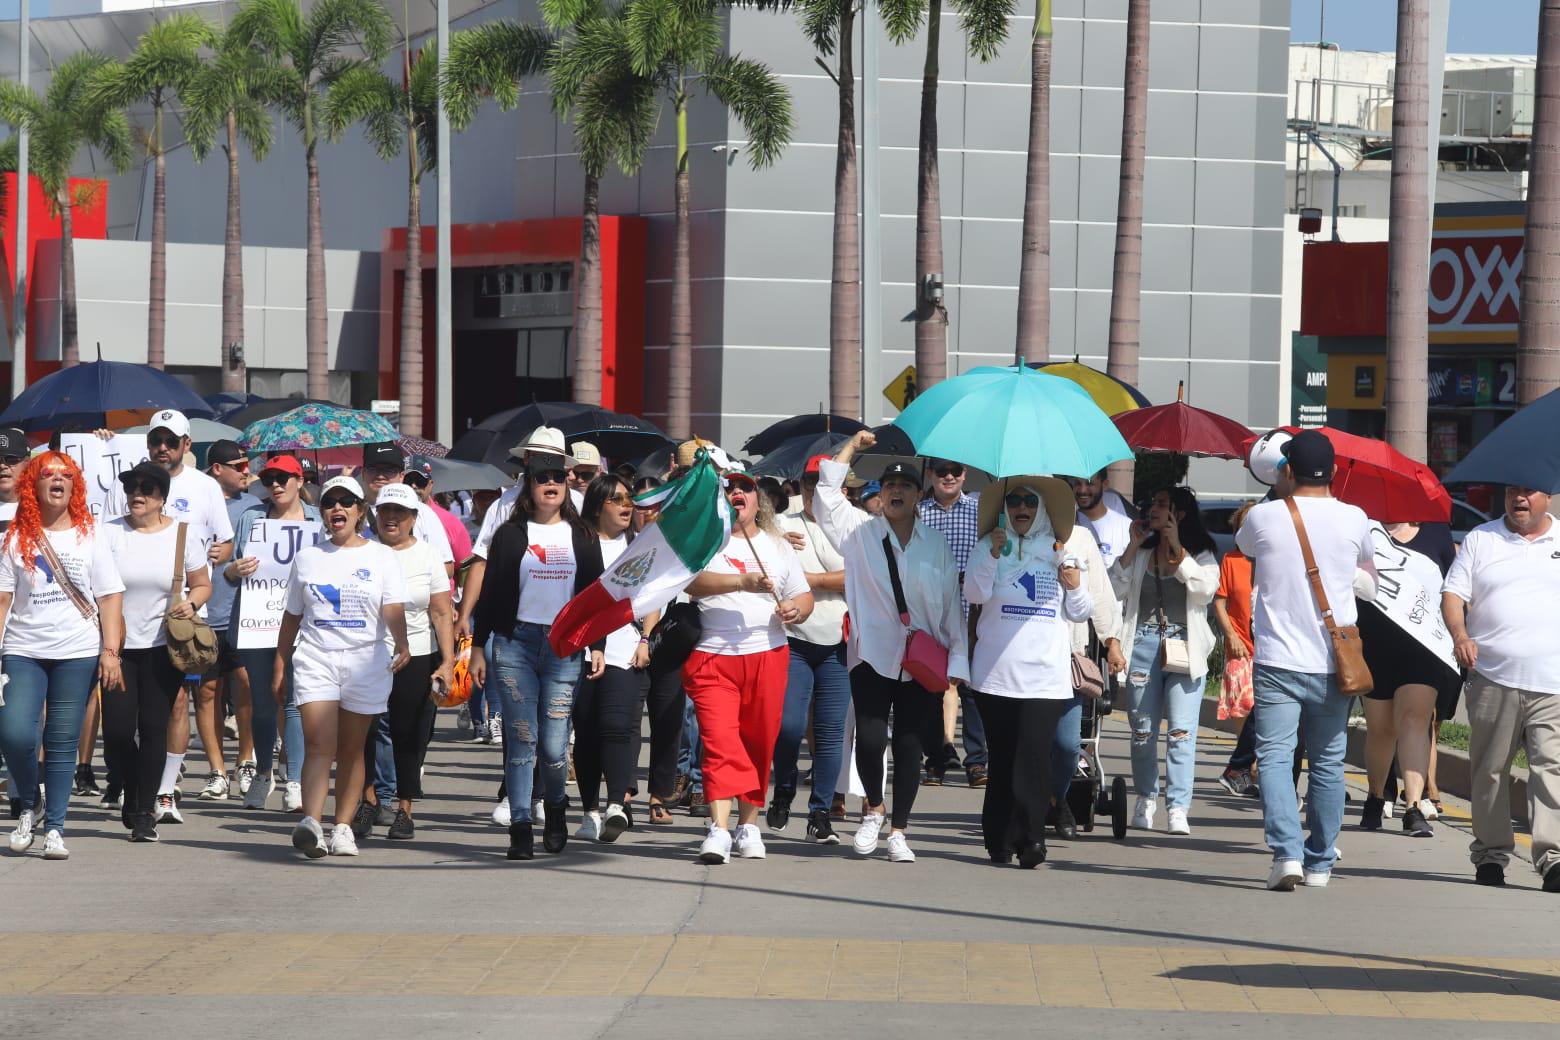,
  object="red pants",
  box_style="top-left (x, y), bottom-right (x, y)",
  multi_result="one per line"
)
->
top-left (682, 645), bottom-right (789, 806)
